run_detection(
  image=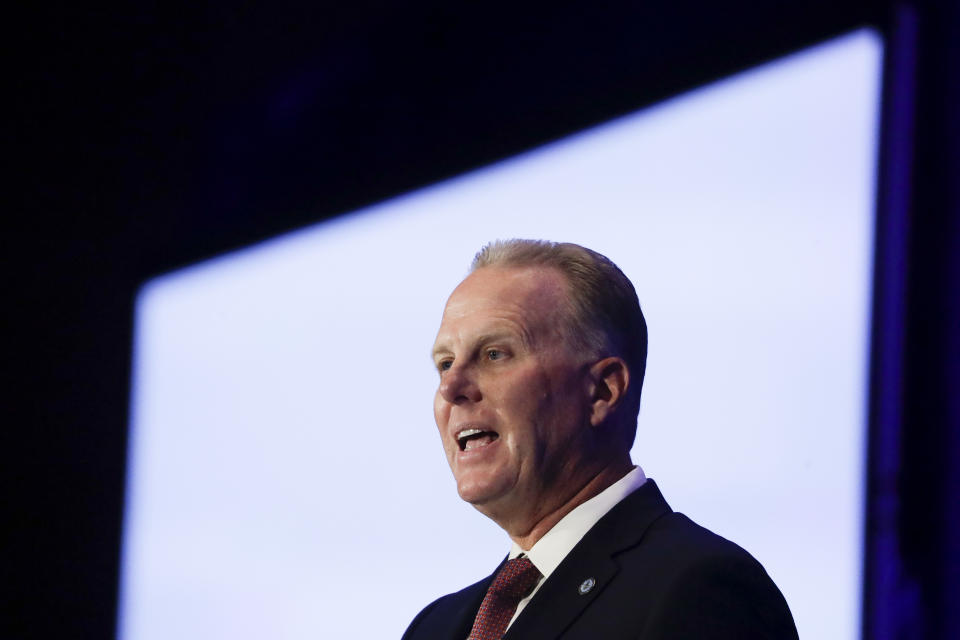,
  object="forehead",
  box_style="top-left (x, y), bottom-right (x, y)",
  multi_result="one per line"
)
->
top-left (435, 266), bottom-right (571, 344)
